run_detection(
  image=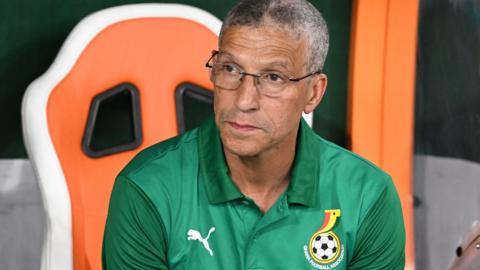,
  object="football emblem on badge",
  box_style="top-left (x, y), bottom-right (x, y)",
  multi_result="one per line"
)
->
top-left (309, 231), bottom-right (341, 264)
top-left (303, 209), bottom-right (345, 268)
